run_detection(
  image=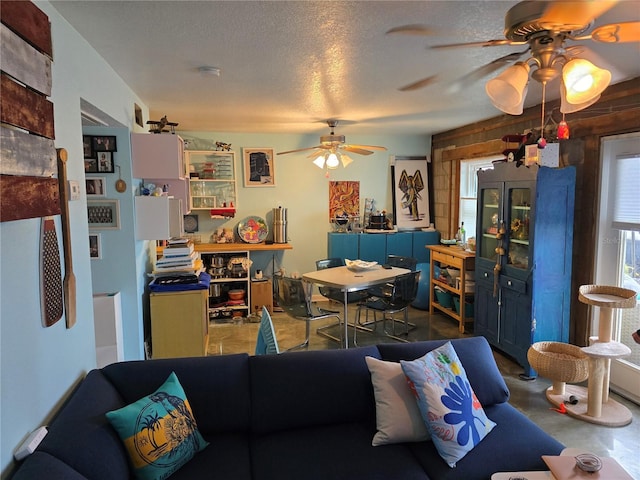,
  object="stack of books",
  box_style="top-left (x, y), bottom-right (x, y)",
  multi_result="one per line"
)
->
top-left (152, 238), bottom-right (203, 283)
